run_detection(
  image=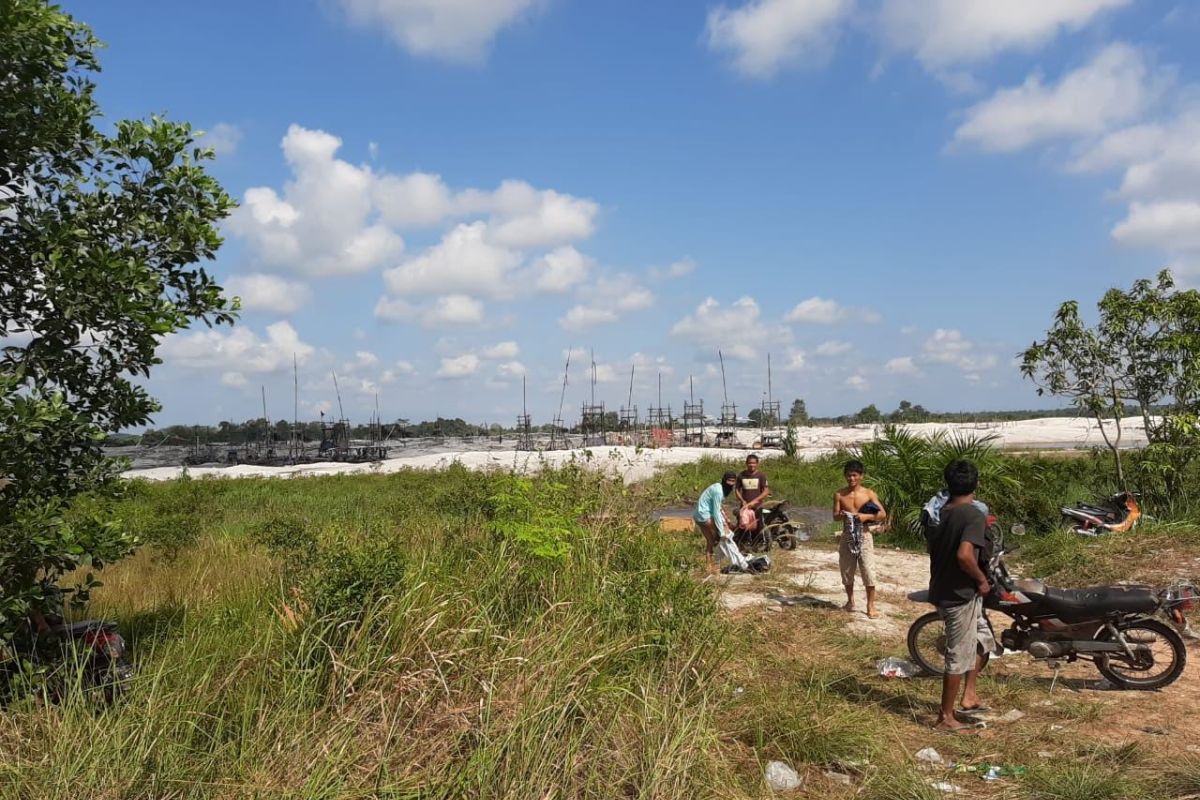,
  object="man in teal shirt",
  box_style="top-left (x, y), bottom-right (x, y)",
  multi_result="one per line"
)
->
top-left (694, 471), bottom-right (751, 573)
